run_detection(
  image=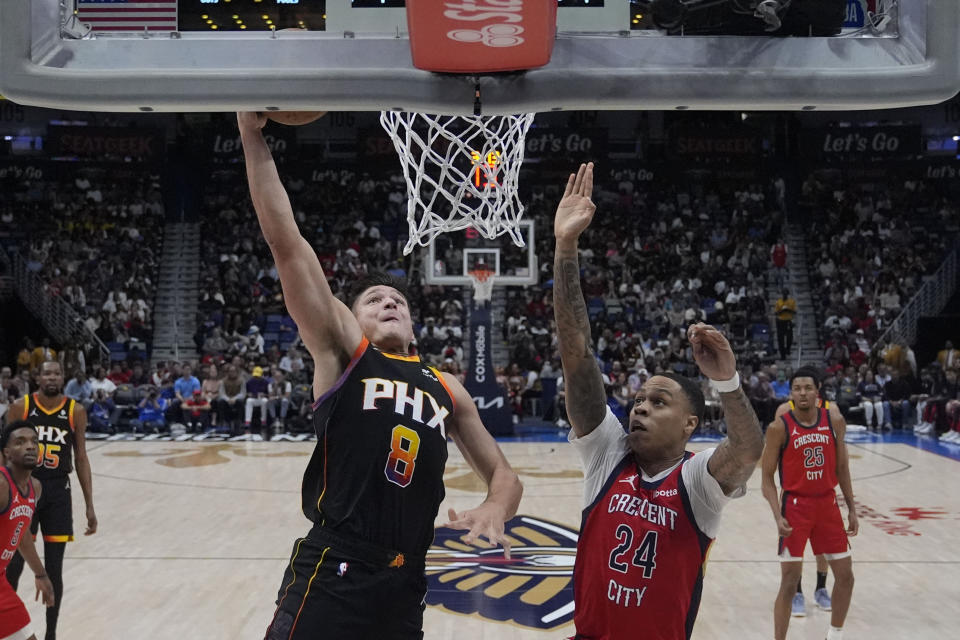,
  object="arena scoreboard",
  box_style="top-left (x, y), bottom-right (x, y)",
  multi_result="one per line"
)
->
top-left (178, 0), bottom-right (329, 31)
